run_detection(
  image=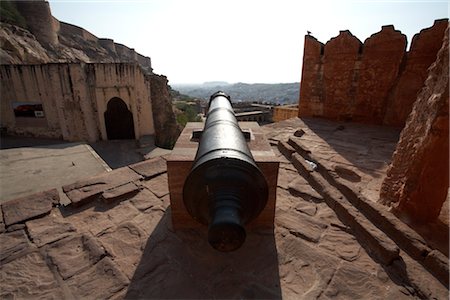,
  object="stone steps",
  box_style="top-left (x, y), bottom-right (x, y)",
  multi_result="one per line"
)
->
top-left (278, 137), bottom-right (449, 293)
